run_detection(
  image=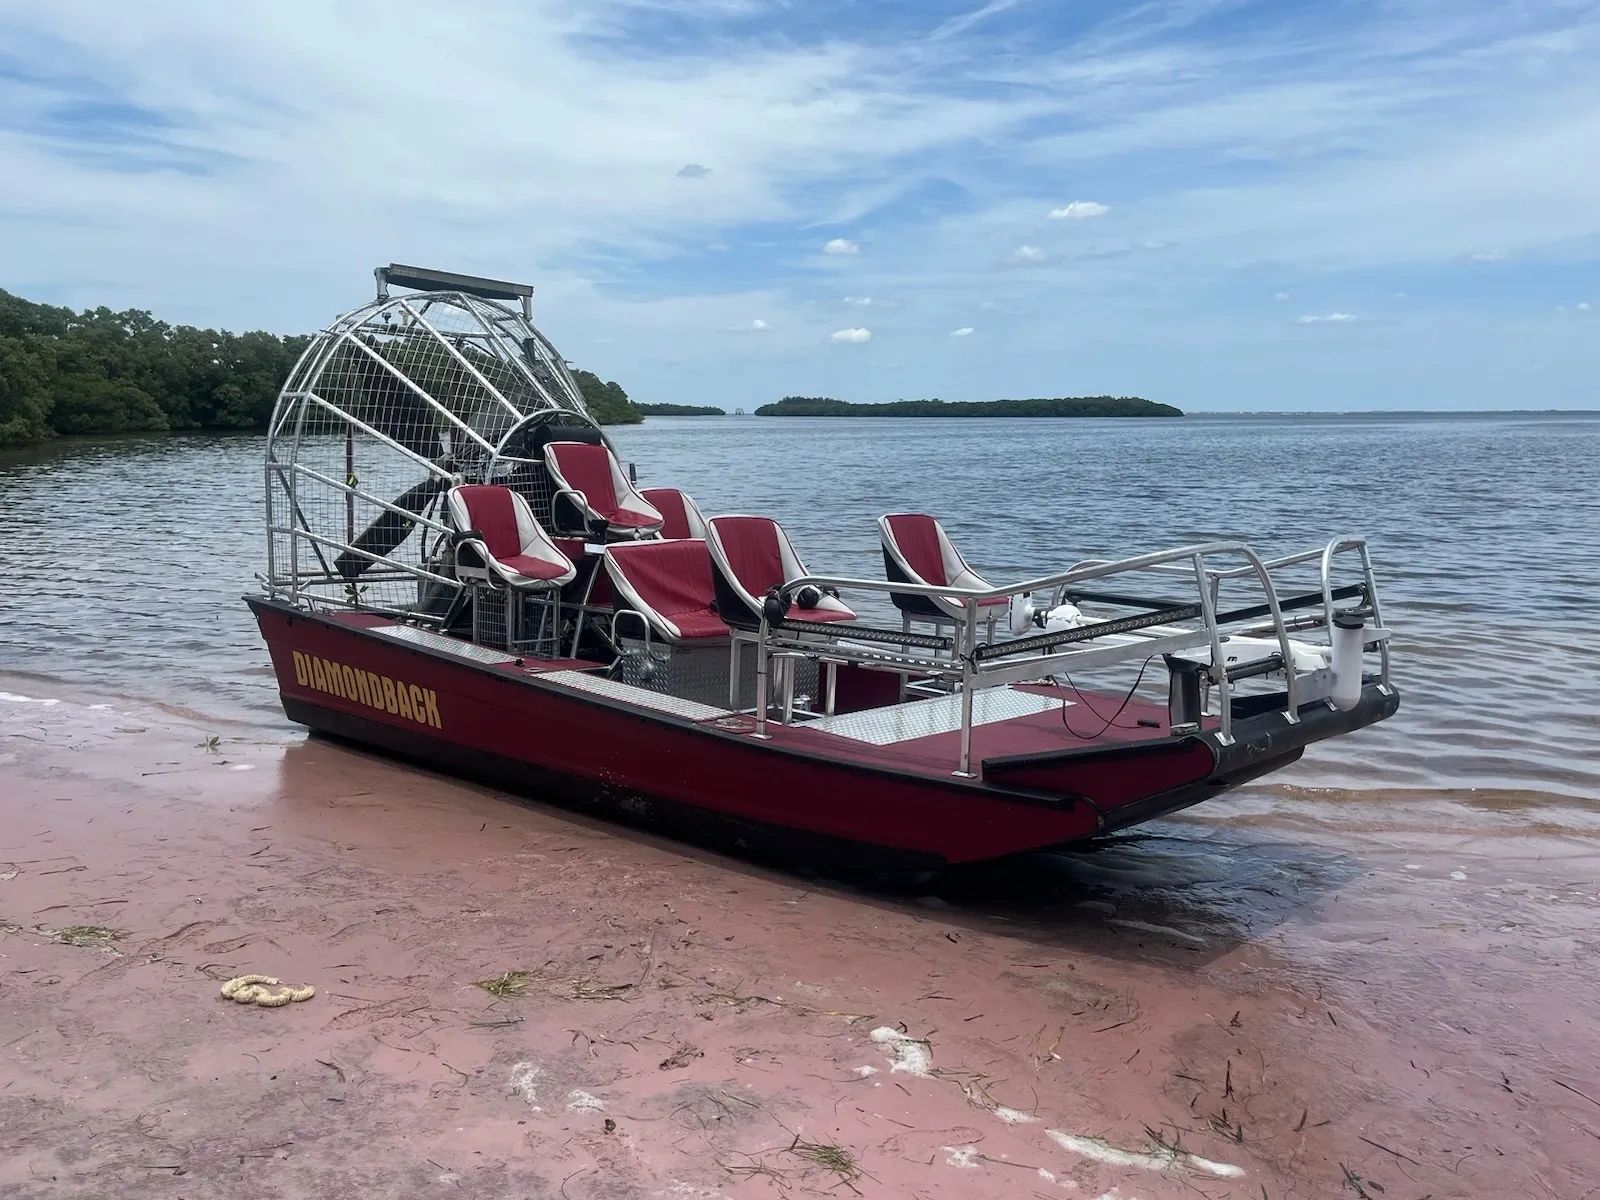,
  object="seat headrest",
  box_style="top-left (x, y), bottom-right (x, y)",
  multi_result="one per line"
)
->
top-left (640, 487), bottom-right (707, 540)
